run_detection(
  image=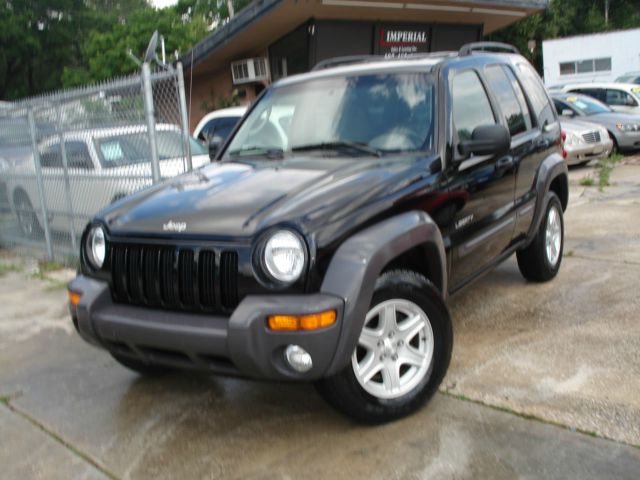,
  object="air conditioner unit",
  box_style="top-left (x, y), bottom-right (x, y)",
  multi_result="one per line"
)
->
top-left (231, 57), bottom-right (270, 85)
